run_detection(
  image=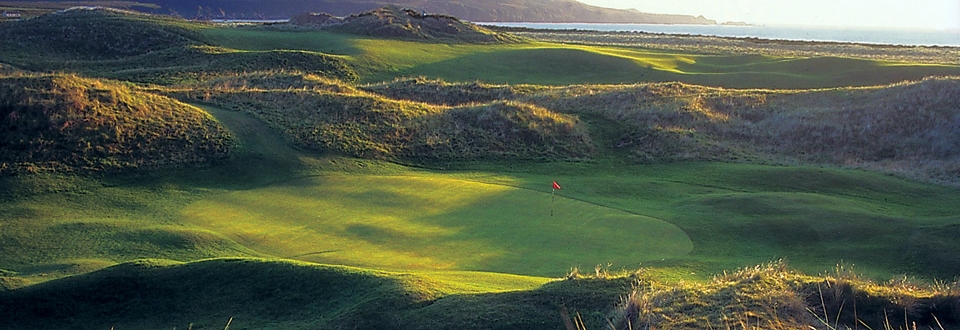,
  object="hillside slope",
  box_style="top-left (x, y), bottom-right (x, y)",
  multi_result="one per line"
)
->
top-left (0, 74), bottom-right (235, 174)
top-left (3, 258), bottom-right (958, 330)
top-left (172, 74), bottom-right (594, 162)
top-left (366, 76), bottom-right (960, 184)
top-left (0, 258), bottom-right (627, 330)
top-left (0, 8), bottom-right (357, 84)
